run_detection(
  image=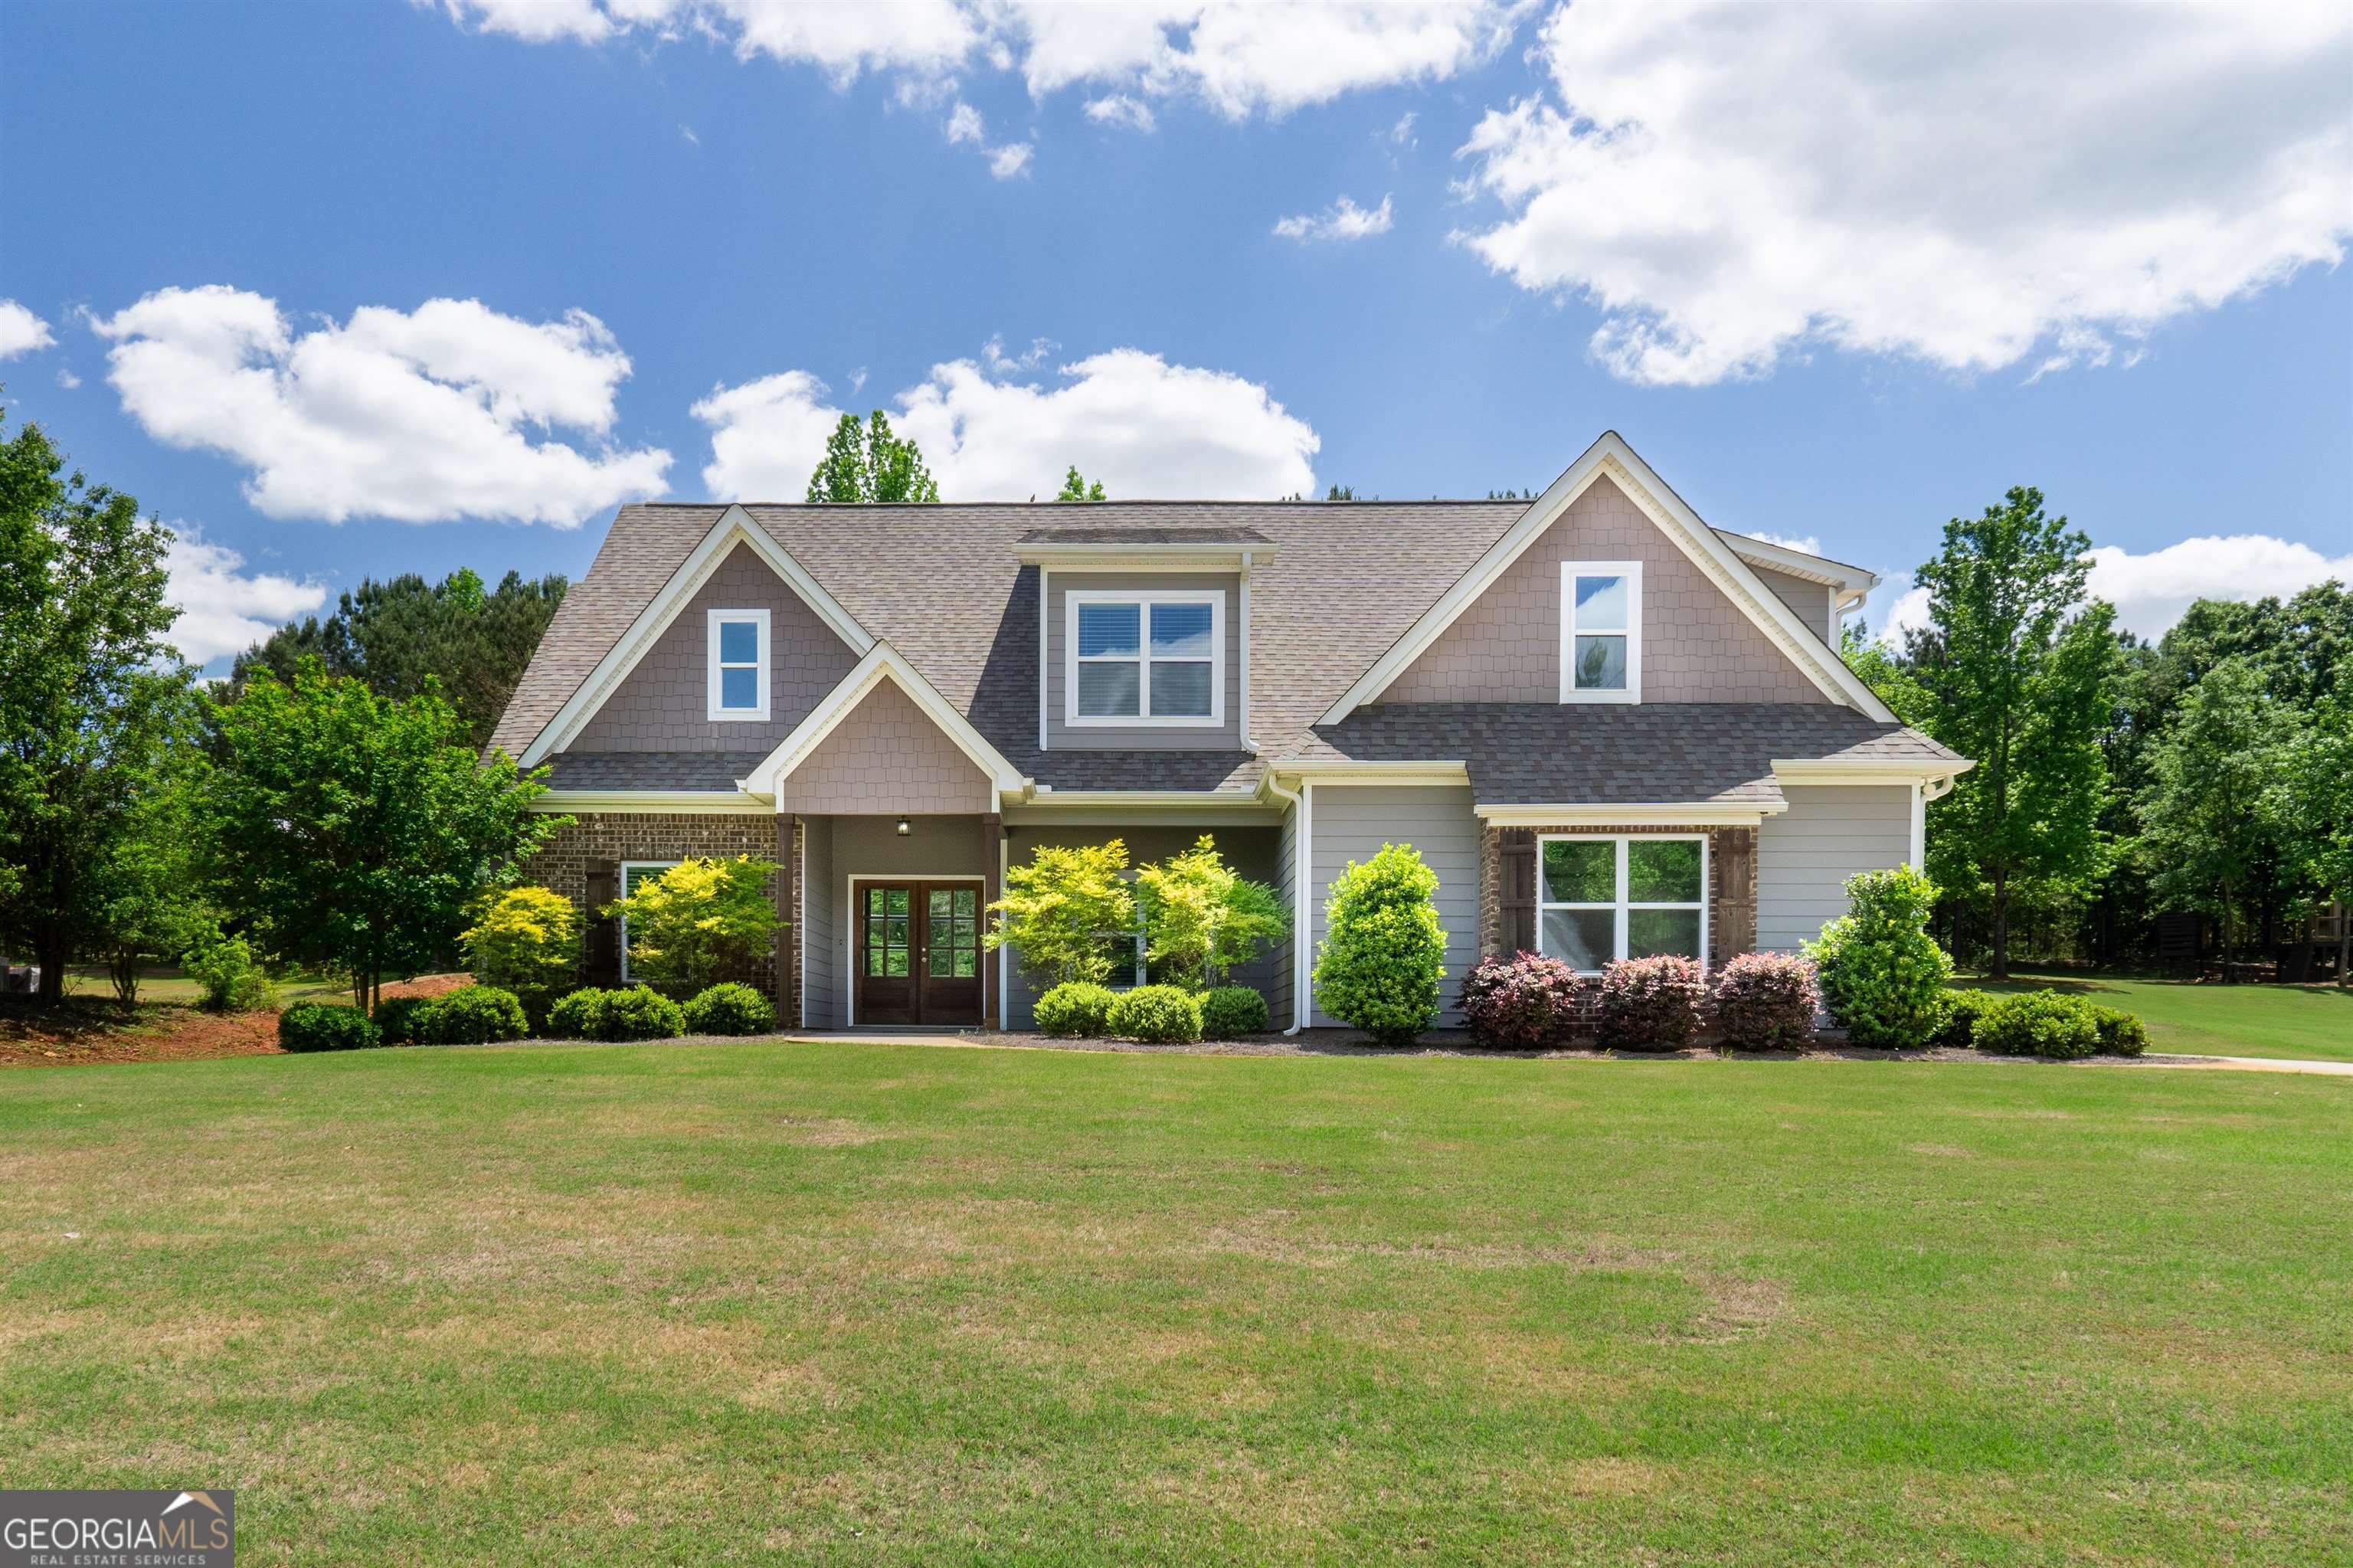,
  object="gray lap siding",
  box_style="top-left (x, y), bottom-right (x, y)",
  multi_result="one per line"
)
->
top-left (1306, 785), bottom-right (1481, 1027)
